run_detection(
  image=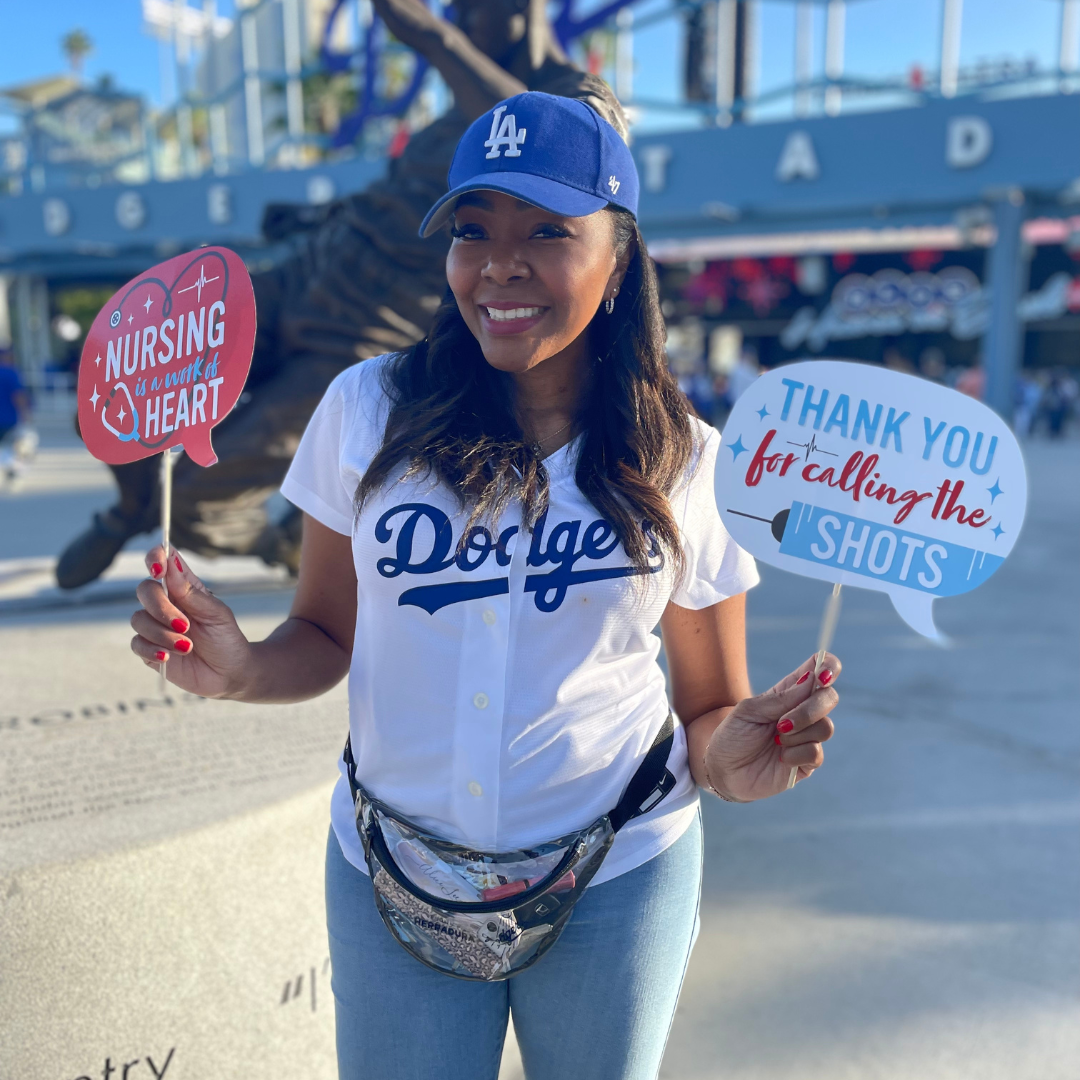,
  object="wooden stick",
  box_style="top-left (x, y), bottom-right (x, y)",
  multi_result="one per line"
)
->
top-left (158, 448), bottom-right (176, 693)
top-left (787, 582), bottom-right (843, 790)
